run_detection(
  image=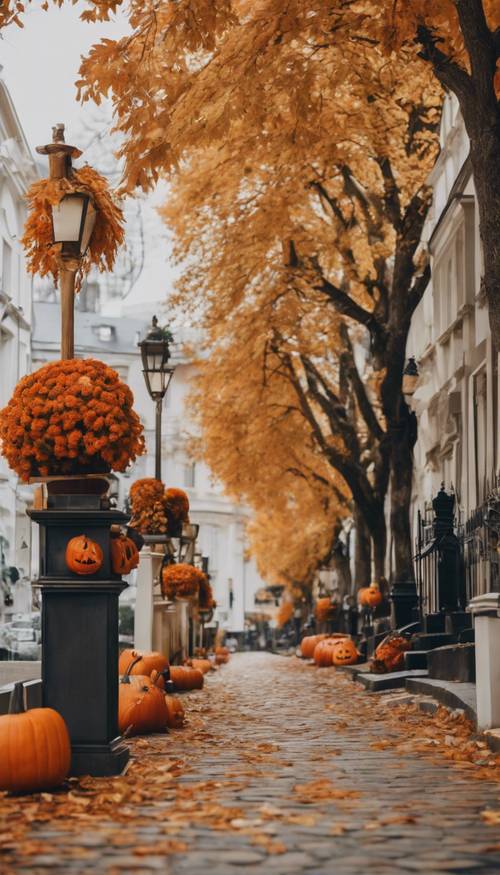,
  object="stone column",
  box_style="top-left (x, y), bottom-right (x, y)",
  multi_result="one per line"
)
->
top-left (469, 593), bottom-right (500, 730)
